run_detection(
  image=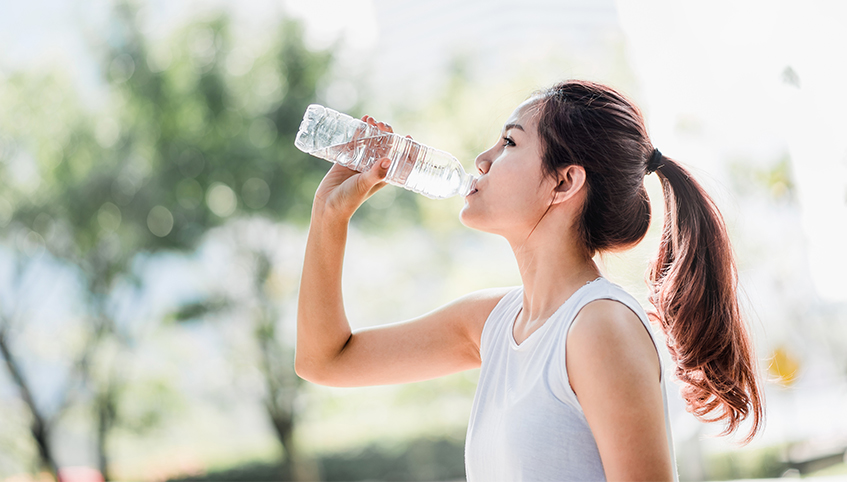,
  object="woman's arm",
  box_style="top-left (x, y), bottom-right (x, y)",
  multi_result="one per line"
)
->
top-left (295, 118), bottom-right (505, 387)
top-left (567, 300), bottom-right (675, 481)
